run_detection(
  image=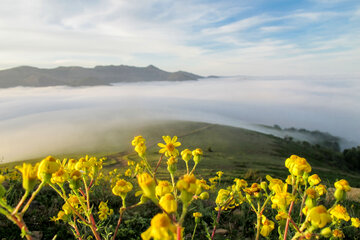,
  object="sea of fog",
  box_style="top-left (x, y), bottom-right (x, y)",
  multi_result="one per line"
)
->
top-left (0, 76), bottom-right (359, 163)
